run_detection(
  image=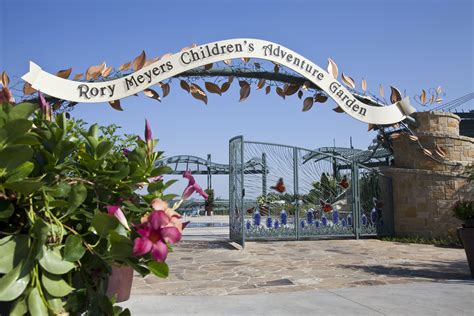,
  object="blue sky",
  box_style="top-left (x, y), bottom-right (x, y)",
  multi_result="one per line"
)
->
top-left (1, 0), bottom-right (472, 198)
